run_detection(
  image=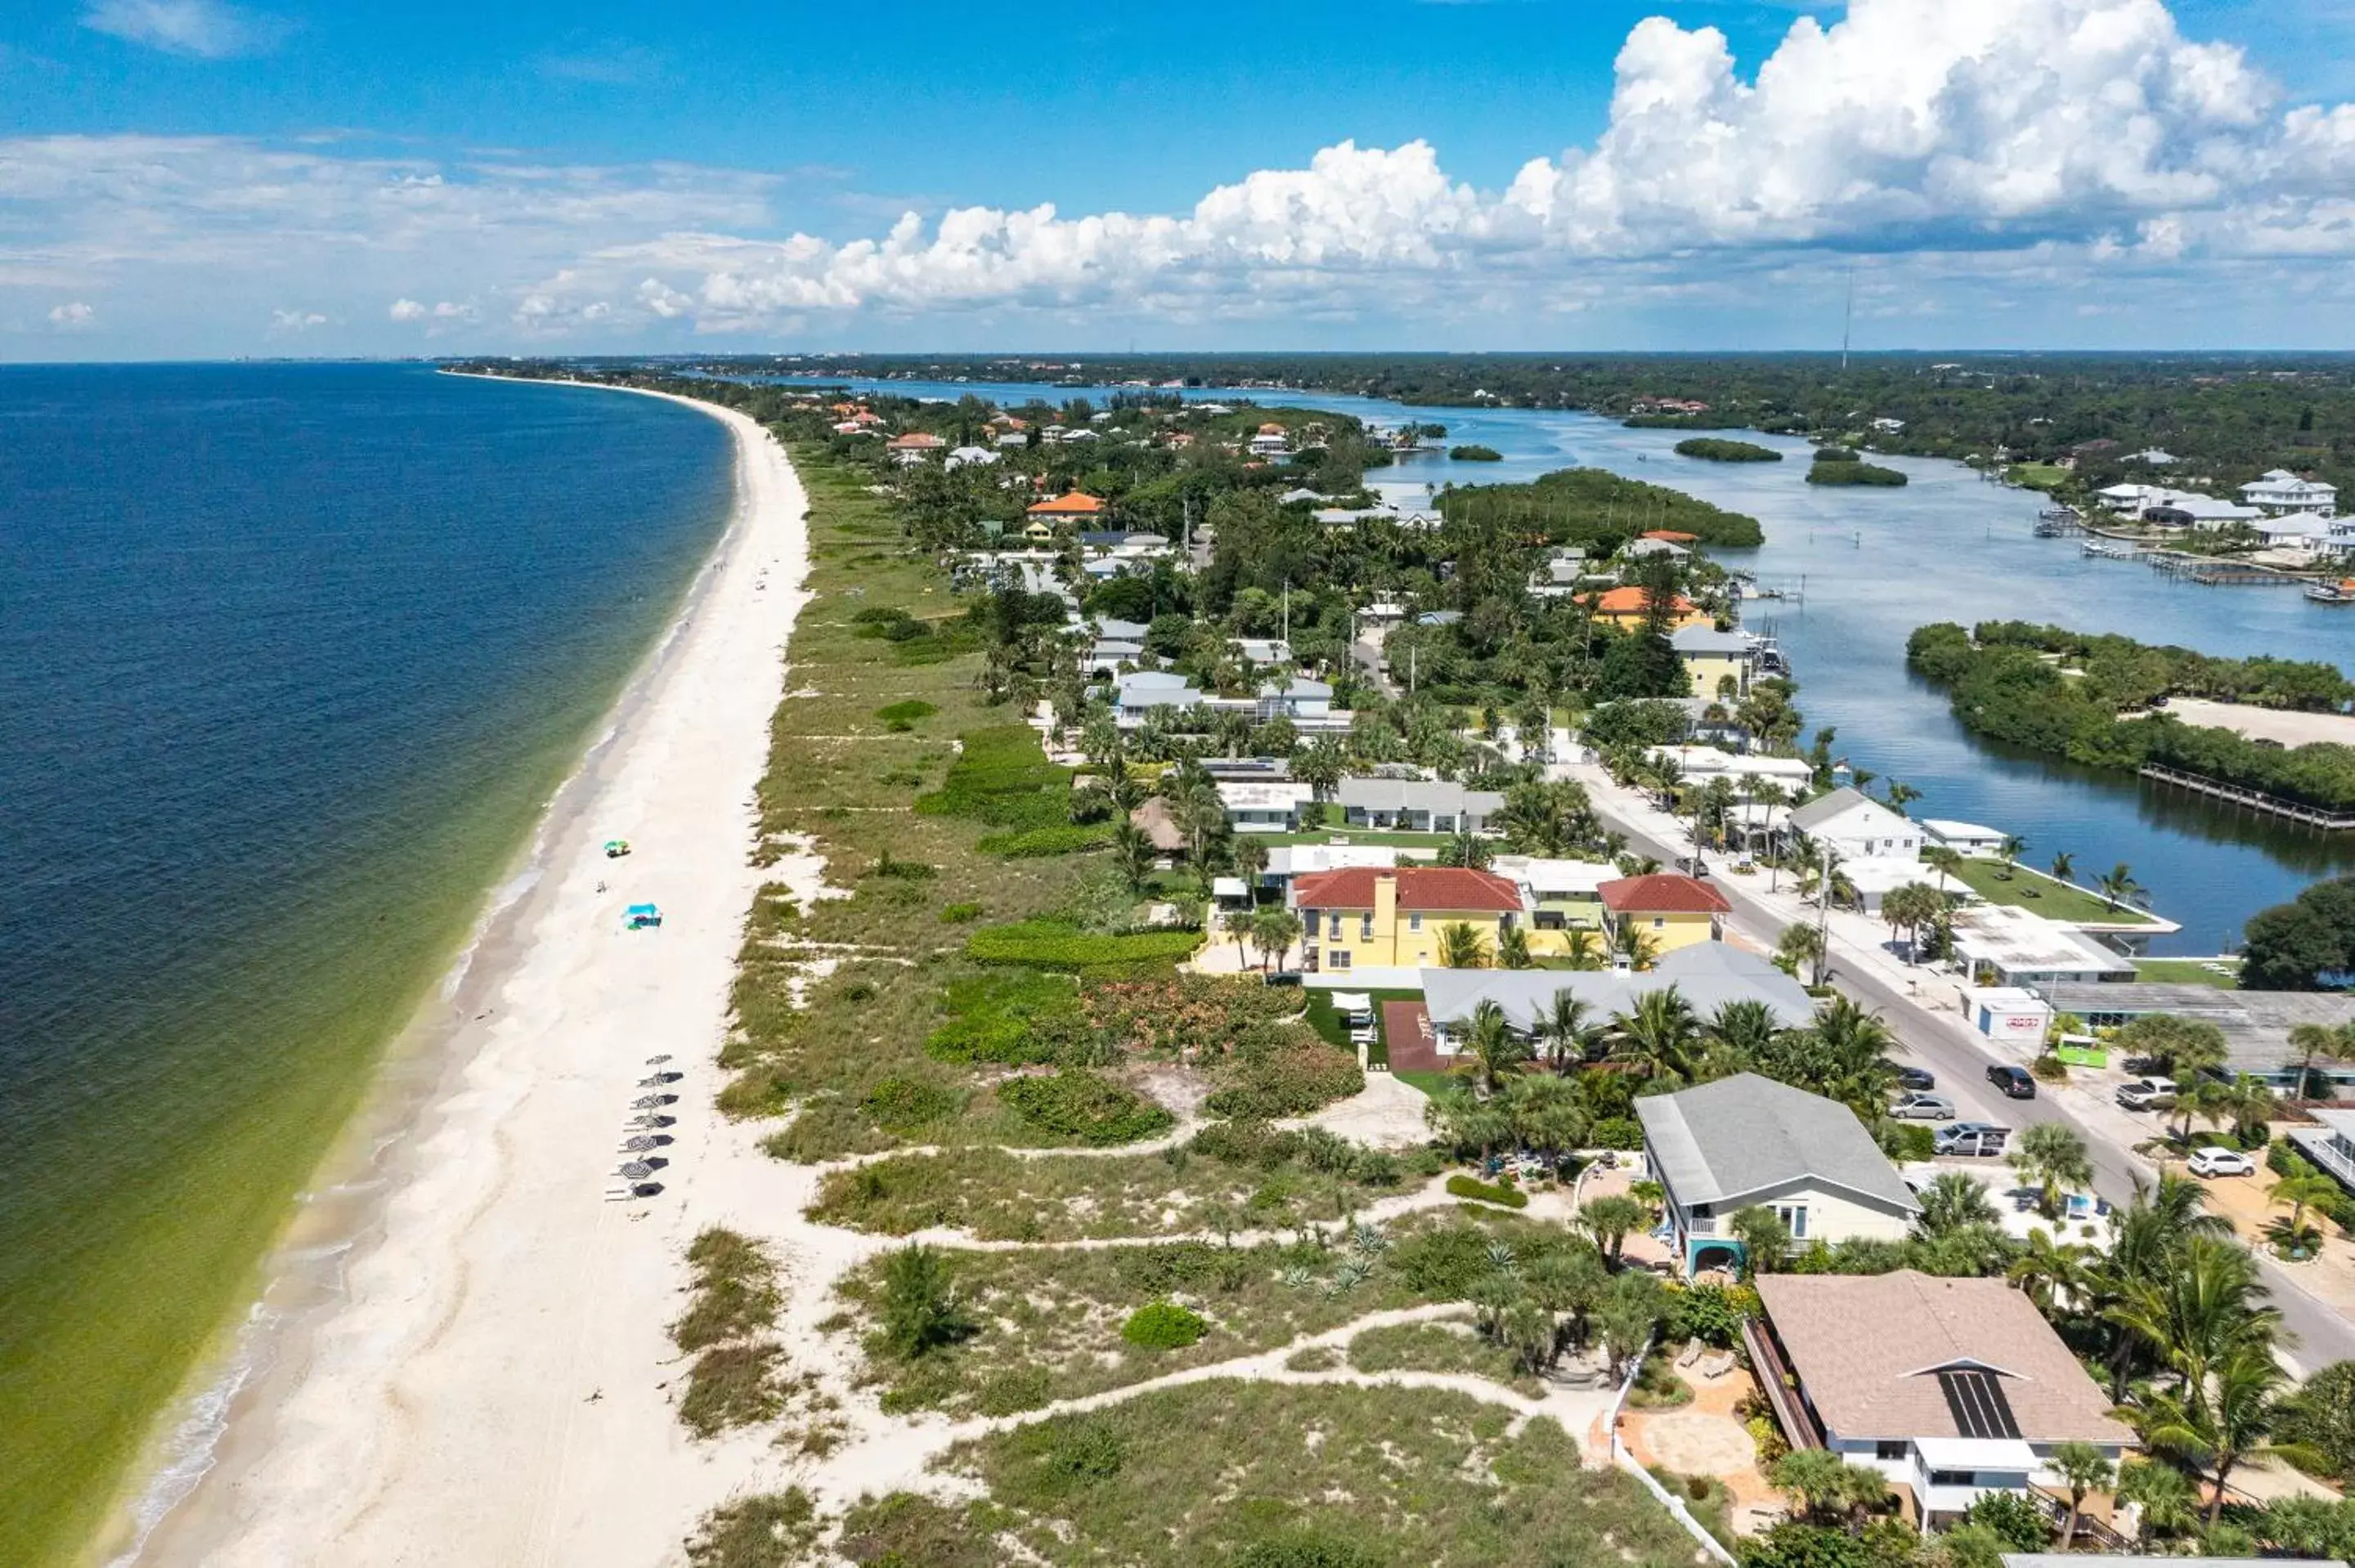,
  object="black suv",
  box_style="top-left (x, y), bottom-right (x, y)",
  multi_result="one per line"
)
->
top-left (1895, 1065), bottom-right (1936, 1092)
top-left (1987, 1064), bottom-right (2037, 1100)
